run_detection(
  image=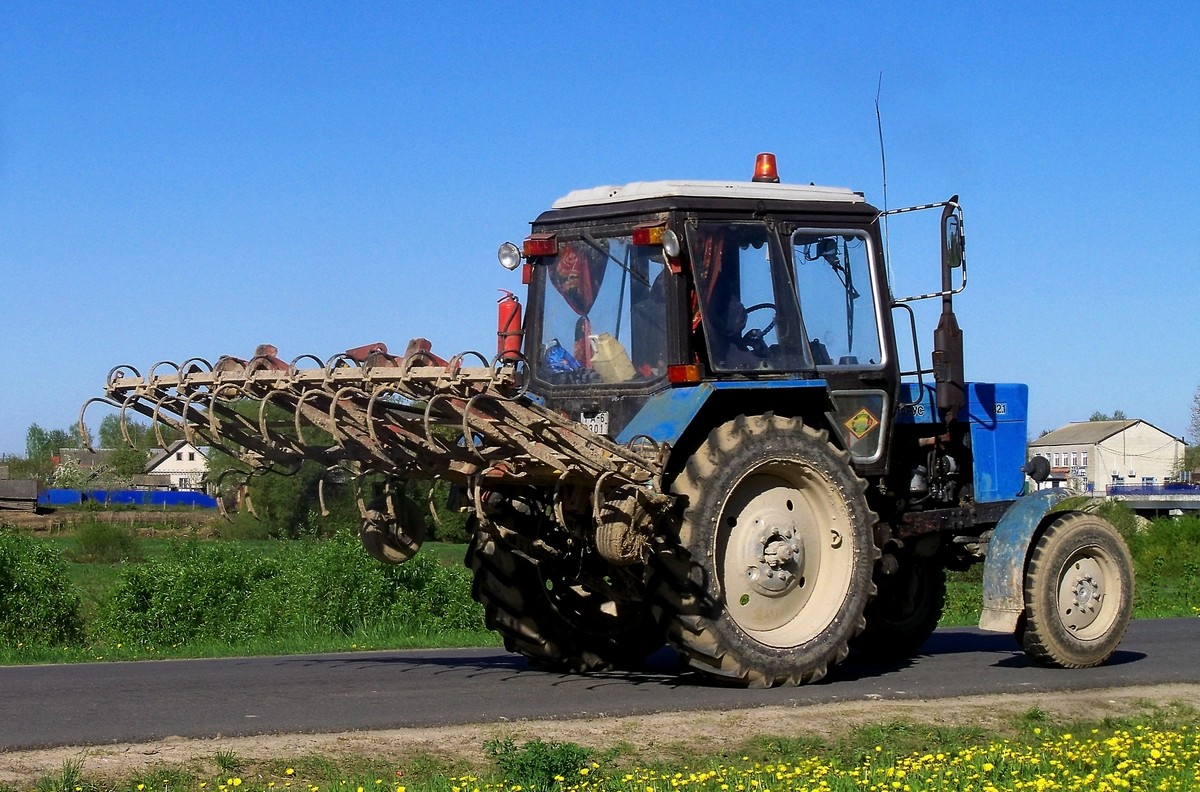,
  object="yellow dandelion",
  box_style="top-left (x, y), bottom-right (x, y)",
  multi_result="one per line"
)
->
top-left (286, 769), bottom-right (295, 776)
